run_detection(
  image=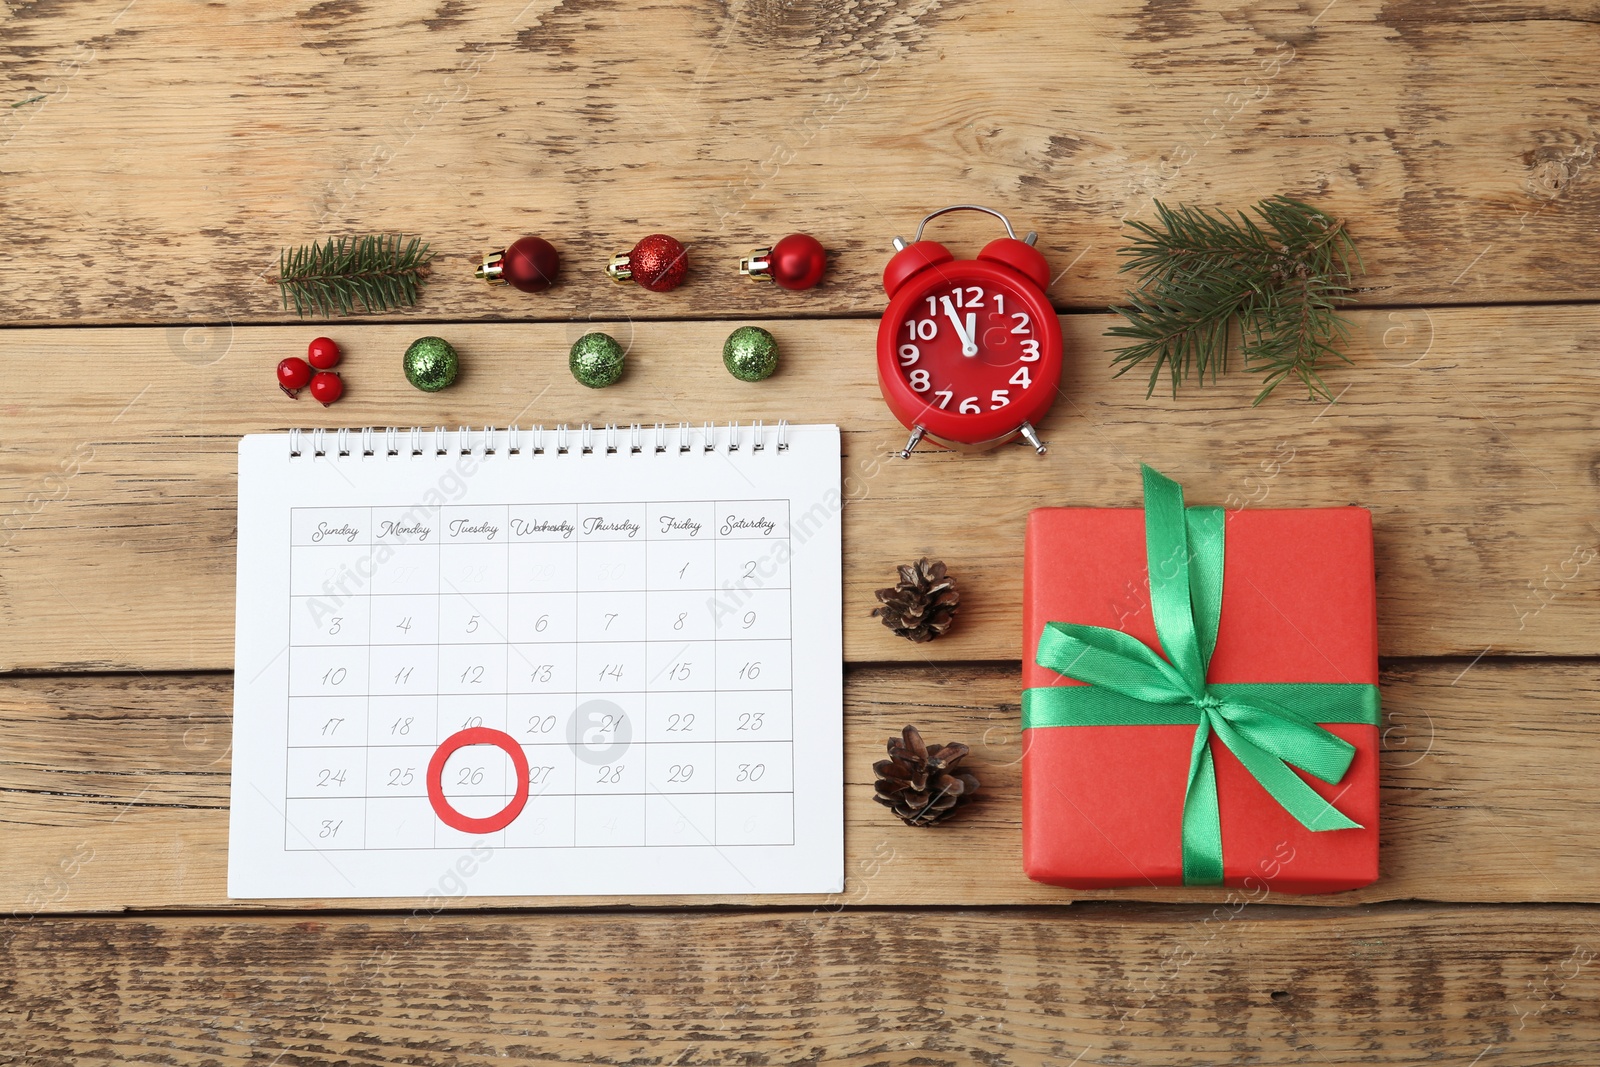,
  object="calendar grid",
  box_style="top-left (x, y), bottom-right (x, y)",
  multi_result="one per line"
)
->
top-left (430, 503), bottom-right (442, 851)
top-left (283, 513), bottom-right (293, 854)
top-left (642, 513), bottom-right (650, 848)
top-left (283, 498), bottom-right (796, 852)
top-left (788, 546), bottom-right (796, 847)
top-left (363, 515), bottom-right (374, 852)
